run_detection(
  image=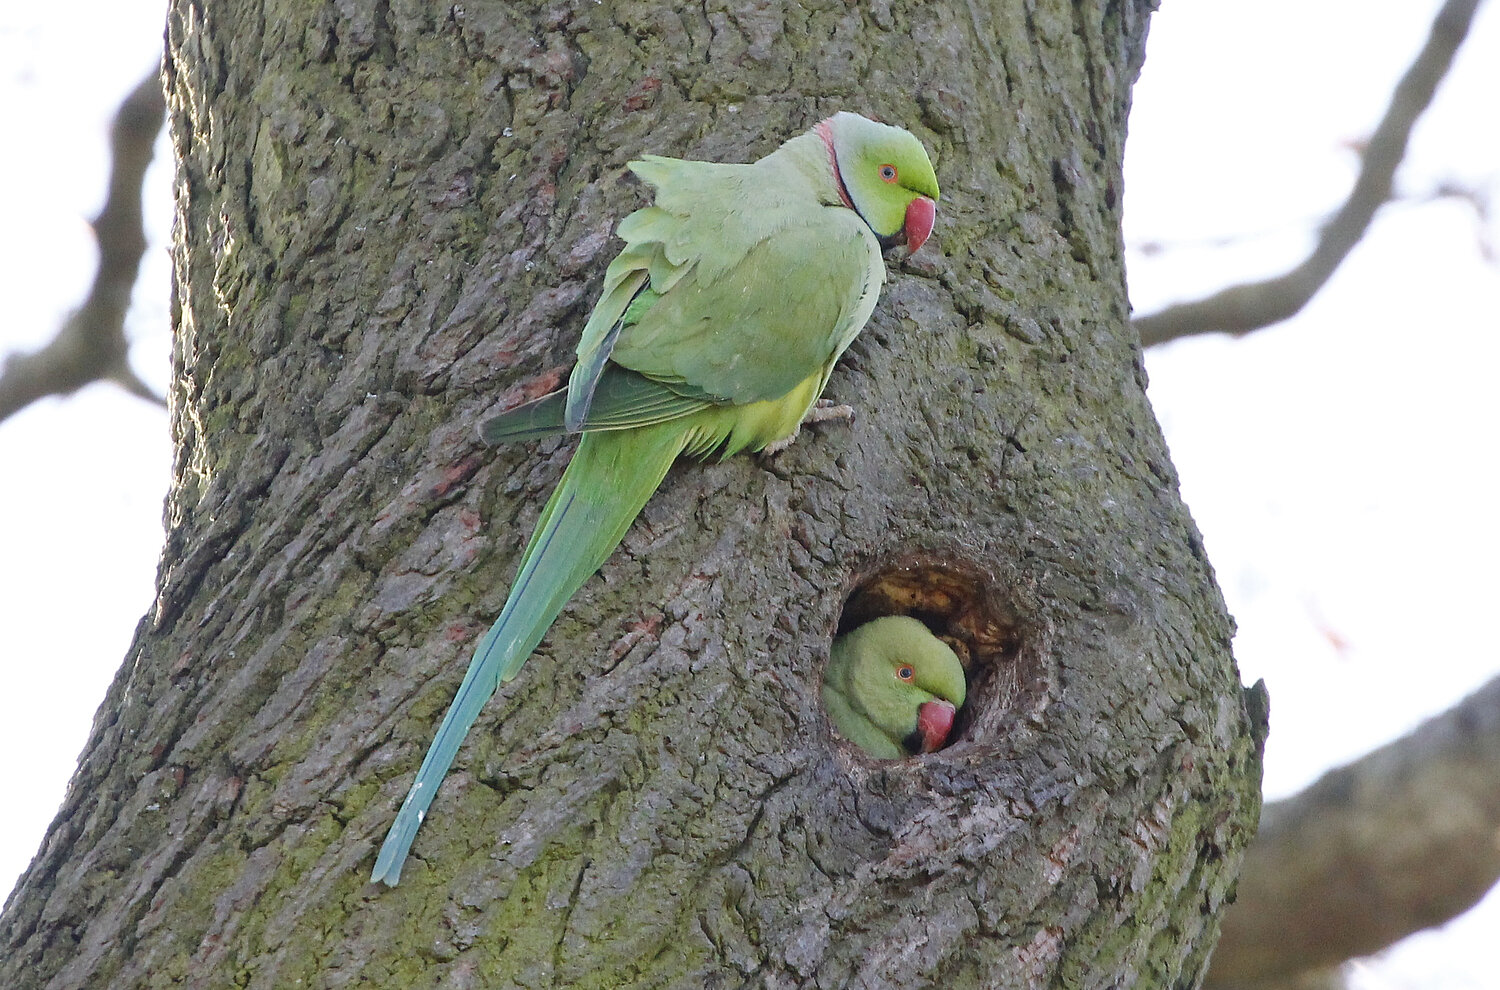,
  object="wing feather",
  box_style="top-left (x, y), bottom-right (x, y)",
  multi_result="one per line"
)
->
top-left (612, 211), bottom-right (882, 406)
top-left (562, 151), bottom-right (883, 426)
top-left (482, 367), bottom-right (712, 445)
